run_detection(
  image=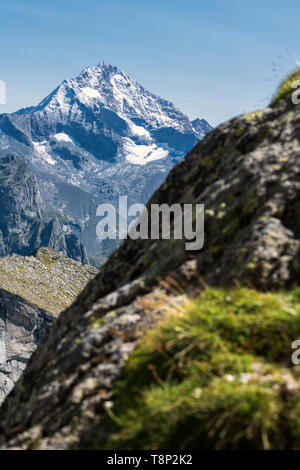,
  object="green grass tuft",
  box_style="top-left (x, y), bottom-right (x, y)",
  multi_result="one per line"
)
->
top-left (271, 68), bottom-right (300, 107)
top-left (92, 287), bottom-right (300, 450)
